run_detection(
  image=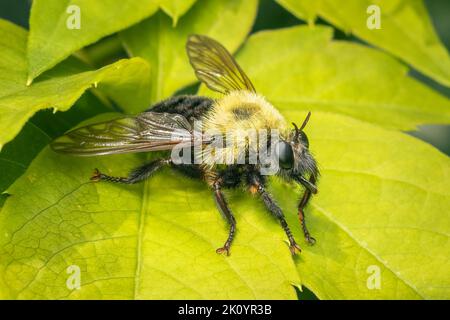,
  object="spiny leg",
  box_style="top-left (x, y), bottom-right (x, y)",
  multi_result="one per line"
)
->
top-left (249, 173), bottom-right (301, 255)
top-left (298, 175), bottom-right (316, 245)
top-left (91, 159), bottom-right (171, 184)
top-left (212, 178), bottom-right (236, 256)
